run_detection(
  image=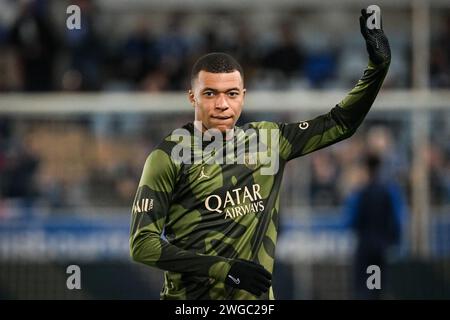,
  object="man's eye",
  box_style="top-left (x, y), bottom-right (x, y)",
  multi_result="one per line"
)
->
top-left (204, 92), bottom-right (215, 97)
top-left (228, 92), bottom-right (239, 97)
